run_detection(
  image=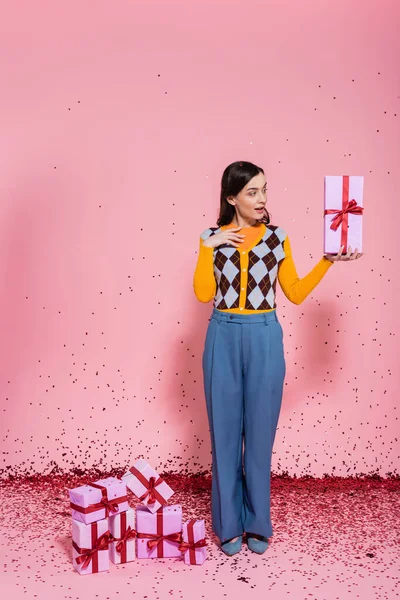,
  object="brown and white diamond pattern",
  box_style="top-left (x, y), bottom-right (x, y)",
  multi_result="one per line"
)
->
top-left (246, 229), bottom-right (286, 309)
top-left (213, 247), bottom-right (241, 309)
